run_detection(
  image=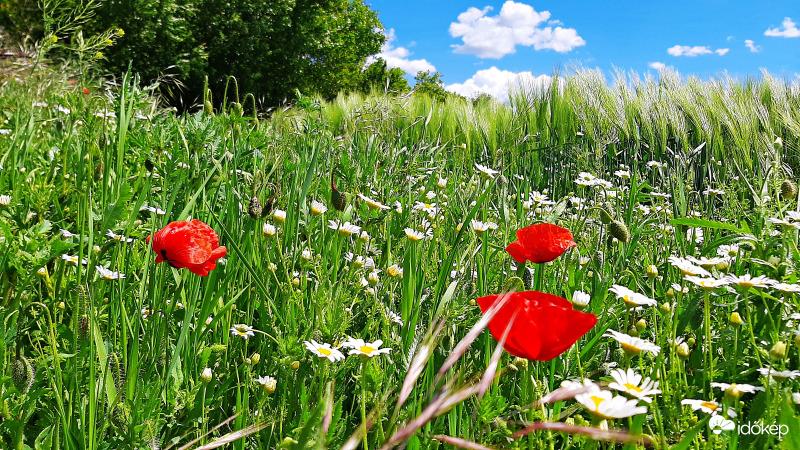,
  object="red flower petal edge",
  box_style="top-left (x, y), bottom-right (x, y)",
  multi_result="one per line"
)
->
top-left (476, 291), bottom-right (597, 361)
top-left (505, 223), bottom-right (576, 264)
top-left (147, 219), bottom-right (227, 276)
